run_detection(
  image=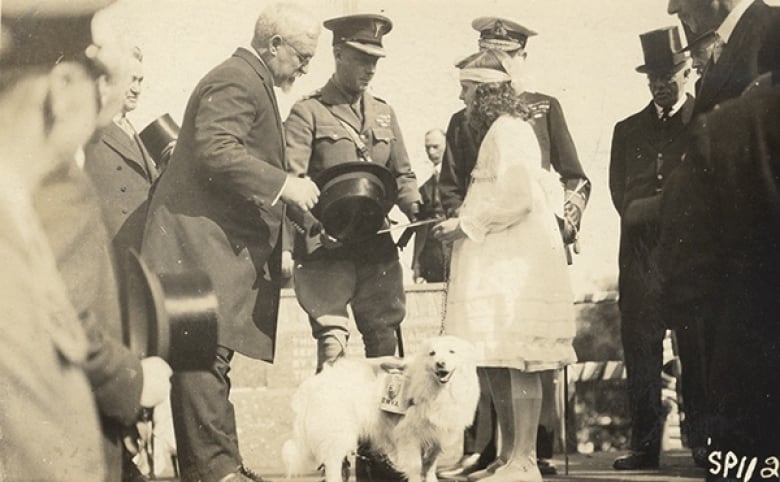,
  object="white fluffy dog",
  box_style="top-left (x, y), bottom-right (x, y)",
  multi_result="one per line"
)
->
top-left (282, 335), bottom-right (480, 482)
